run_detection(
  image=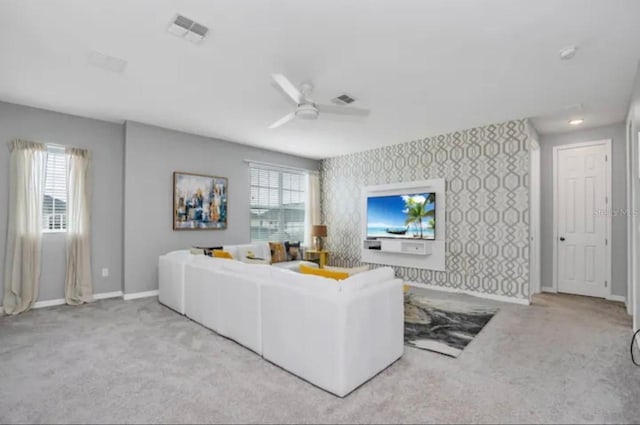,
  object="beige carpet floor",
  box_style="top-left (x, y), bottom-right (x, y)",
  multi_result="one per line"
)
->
top-left (0, 290), bottom-right (638, 424)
